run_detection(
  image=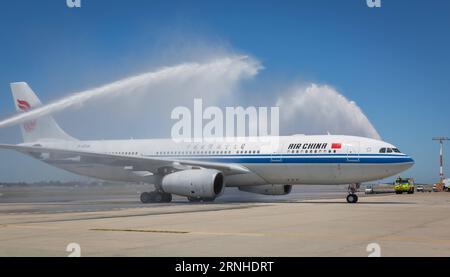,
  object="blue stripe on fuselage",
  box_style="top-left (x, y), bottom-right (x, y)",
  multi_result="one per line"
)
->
top-left (143, 154), bottom-right (414, 164)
